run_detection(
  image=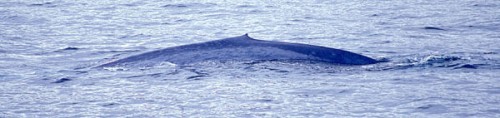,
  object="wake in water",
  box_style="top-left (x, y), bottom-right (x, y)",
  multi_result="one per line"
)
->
top-left (367, 53), bottom-right (500, 71)
top-left (88, 52), bottom-right (499, 82)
